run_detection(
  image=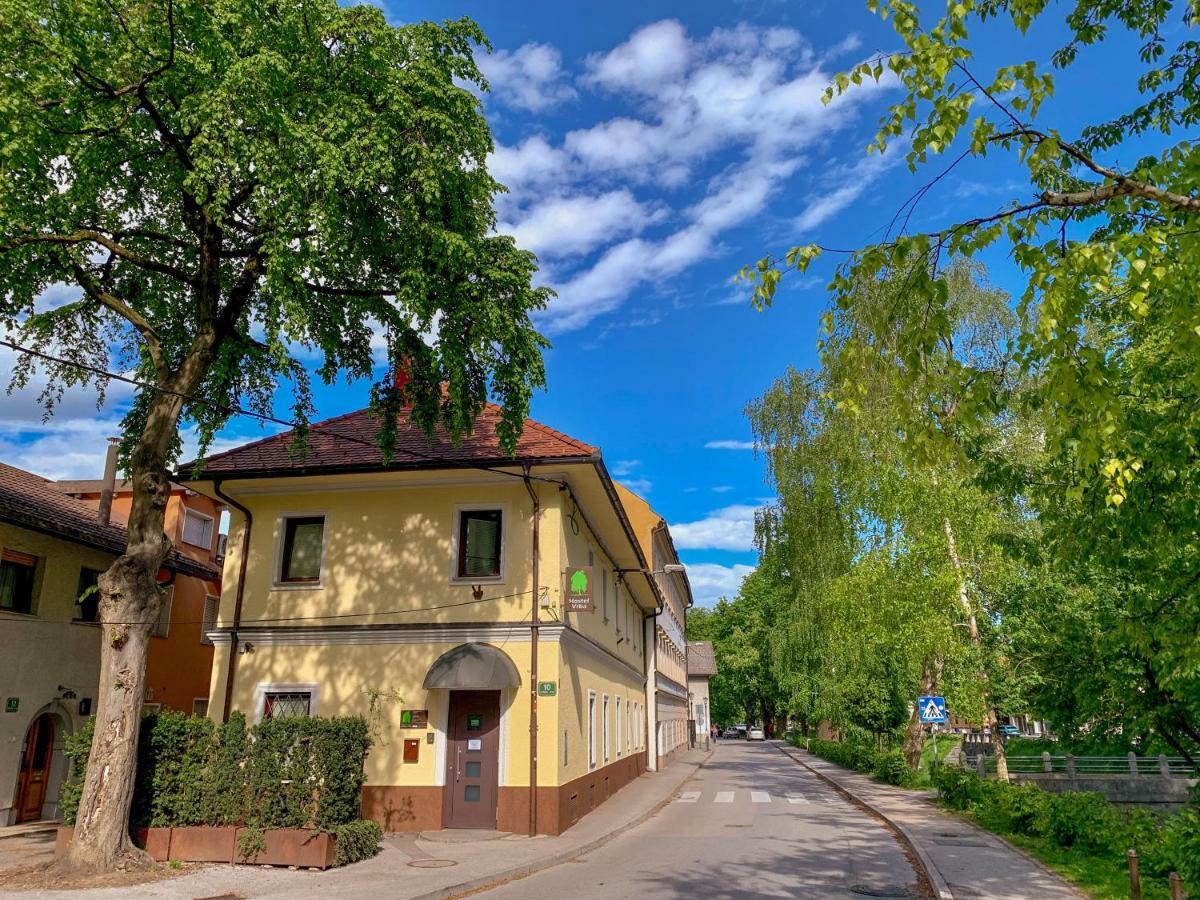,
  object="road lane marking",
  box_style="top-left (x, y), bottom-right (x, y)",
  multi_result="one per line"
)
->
top-left (676, 791), bottom-right (700, 803)
top-left (715, 791), bottom-right (735, 803)
top-left (751, 791), bottom-right (771, 803)
top-left (786, 794), bottom-right (809, 804)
